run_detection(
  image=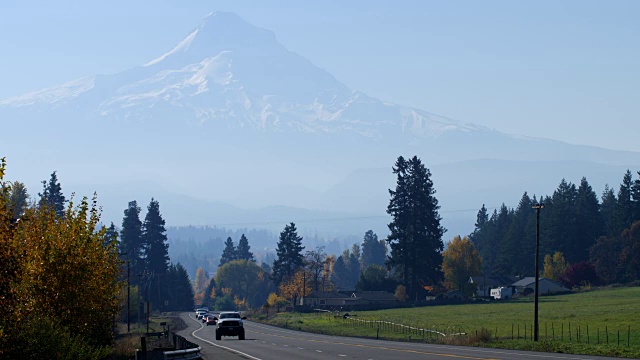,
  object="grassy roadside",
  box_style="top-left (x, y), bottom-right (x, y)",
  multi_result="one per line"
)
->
top-left (252, 286), bottom-right (640, 358)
